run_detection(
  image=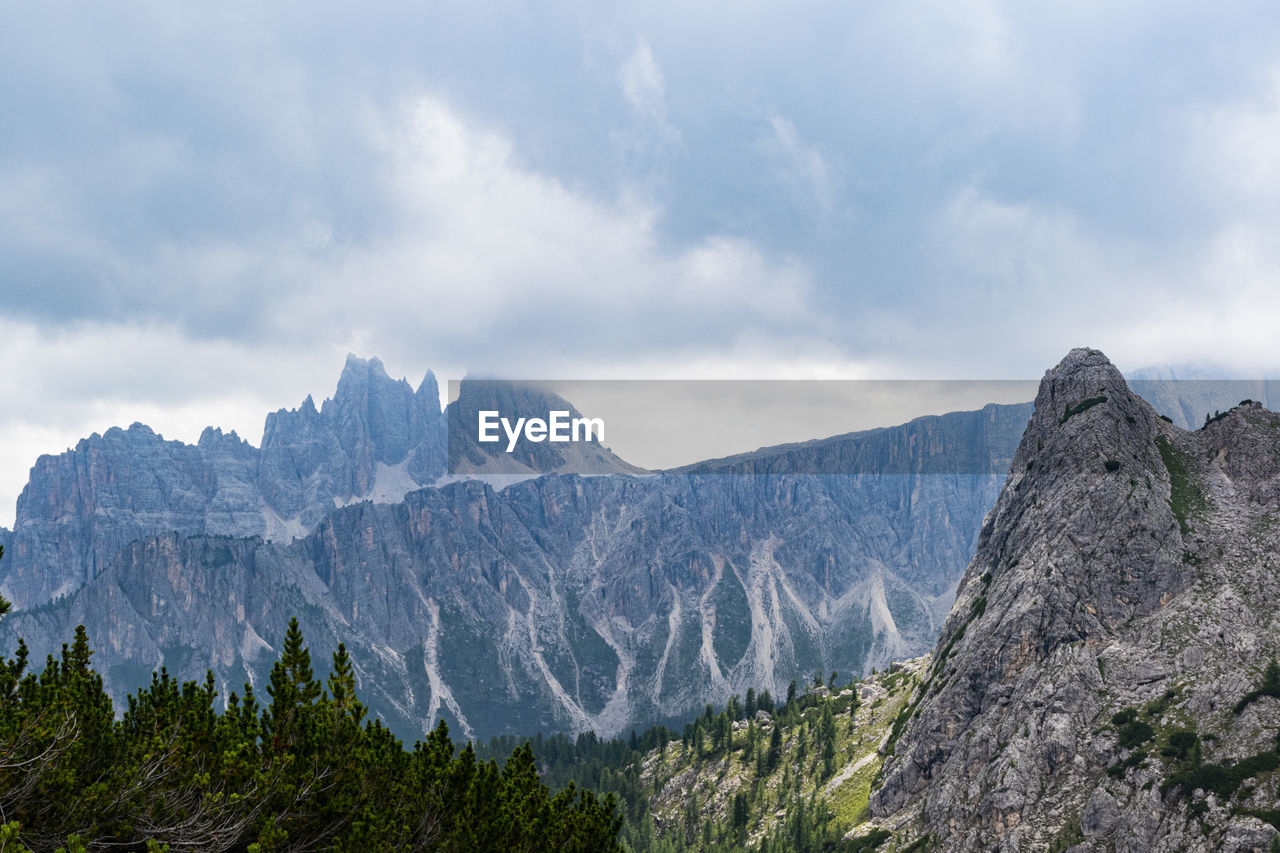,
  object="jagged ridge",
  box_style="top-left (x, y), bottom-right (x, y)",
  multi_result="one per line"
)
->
top-left (0, 355), bottom-right (444, 607)
top-left (0, 404), bottom-right (1028, 741)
